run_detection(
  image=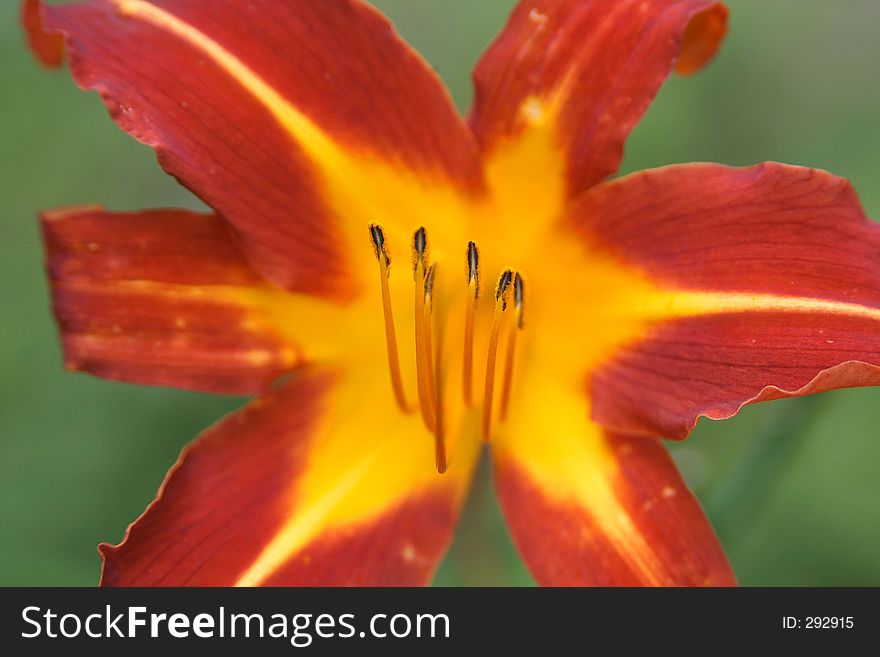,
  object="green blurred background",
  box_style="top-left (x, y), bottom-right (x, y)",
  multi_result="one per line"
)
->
top-left (2, 0), bottom-right (879, 586)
